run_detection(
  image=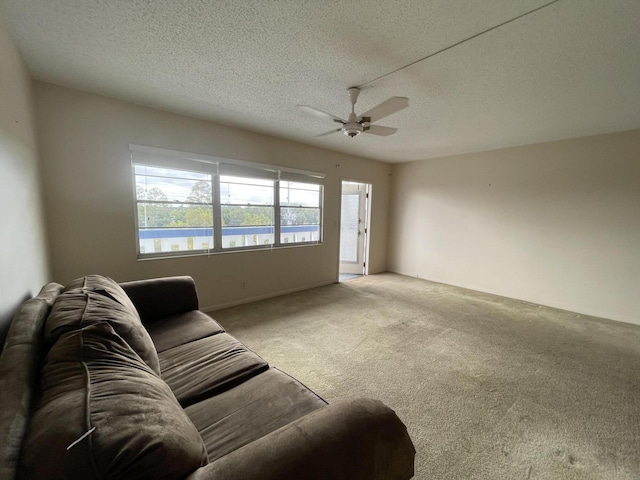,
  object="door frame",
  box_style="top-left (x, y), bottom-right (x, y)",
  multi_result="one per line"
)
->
top-left (337, 178), bottom-right (372, 279)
